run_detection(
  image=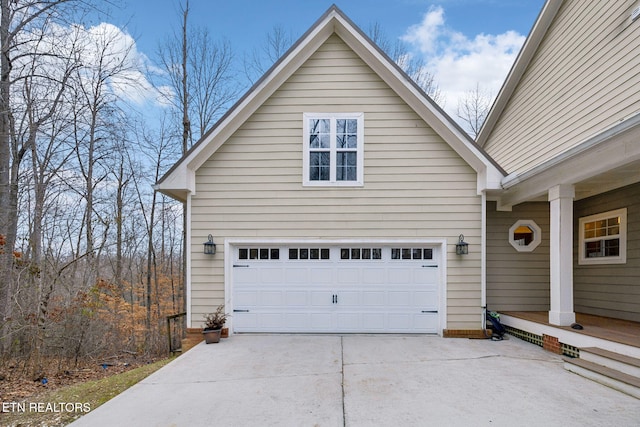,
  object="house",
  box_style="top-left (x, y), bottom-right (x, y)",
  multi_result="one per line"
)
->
top-left (156, 5), bottom-right (504, 336)
top-left (157, 1), bottom-right (640, 353)
top-left (480, 0), bottom-right (640, 356)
